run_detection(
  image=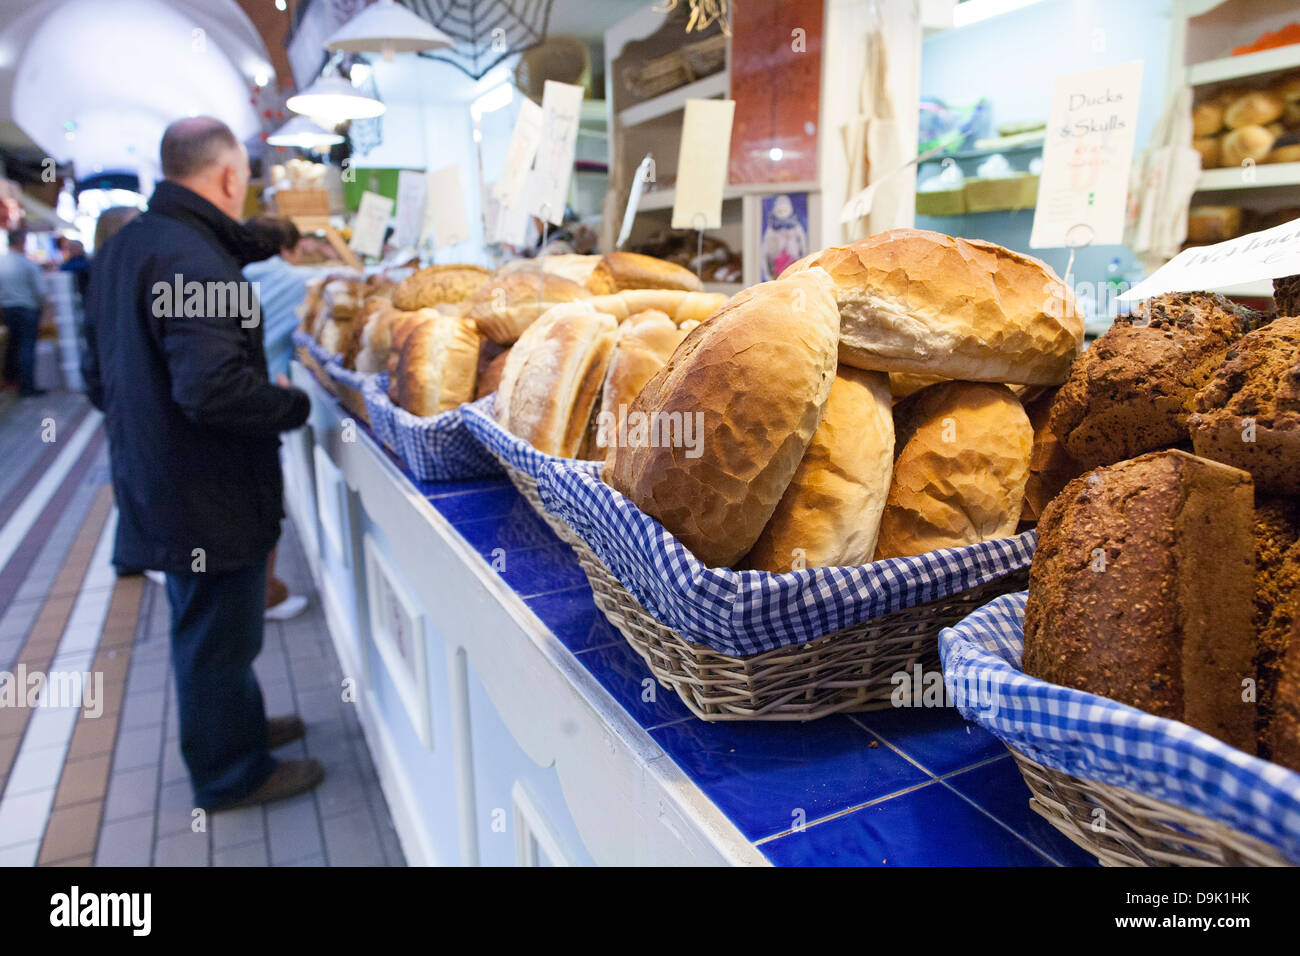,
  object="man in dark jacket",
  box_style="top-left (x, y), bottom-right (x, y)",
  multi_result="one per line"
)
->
top-left (83, 117), bottom-right (324, 811)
